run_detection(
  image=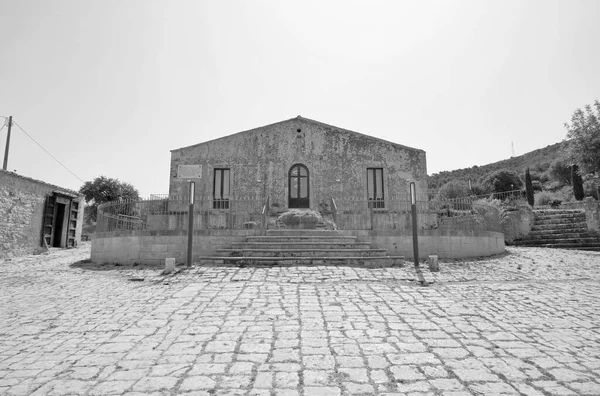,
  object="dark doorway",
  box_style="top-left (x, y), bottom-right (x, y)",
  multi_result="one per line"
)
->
top-left (53, 203), bottom-right (66, 247)
top-left (288, 164), bottom-right (309, 208)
